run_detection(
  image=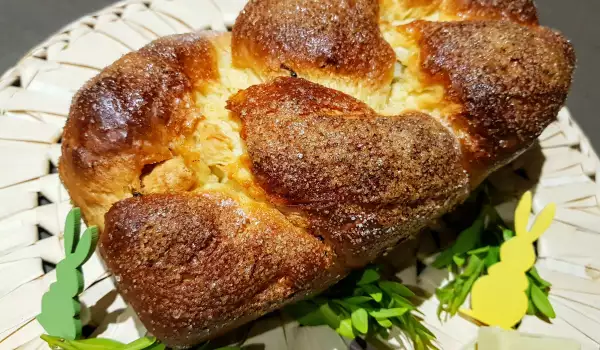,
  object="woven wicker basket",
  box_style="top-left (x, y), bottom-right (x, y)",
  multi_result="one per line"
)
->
top-left (0, 1), bottom-right (599, 349)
